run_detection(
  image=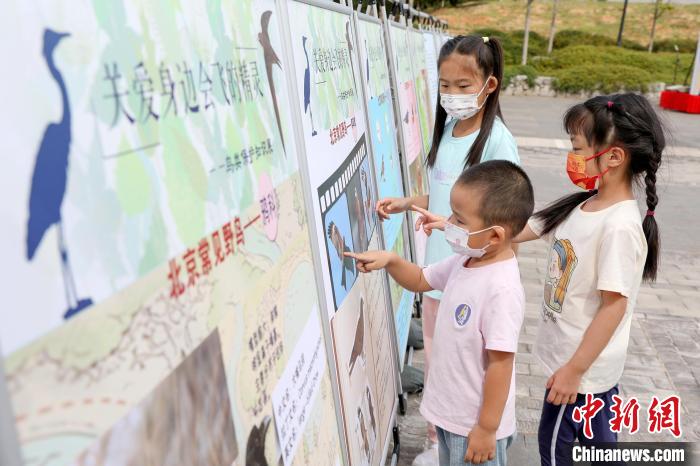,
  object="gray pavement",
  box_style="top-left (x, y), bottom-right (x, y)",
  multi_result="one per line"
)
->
top-left (501, 95), bottom-right (700, 151)
top-left (393, 96), bottom-right (700, 465)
